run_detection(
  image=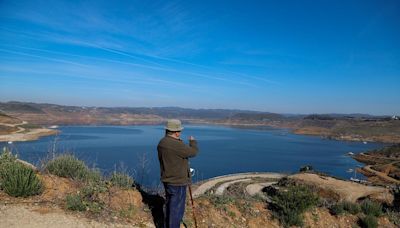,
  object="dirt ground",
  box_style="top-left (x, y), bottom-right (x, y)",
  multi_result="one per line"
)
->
top-left (289, 173), bottom-right (394, 203)
top-left (0, 172), bottom-right (397, 228)
top-left (0, 174), bottom-right (154, 228)
top-left (0, 204), bottom-right (152, 228)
